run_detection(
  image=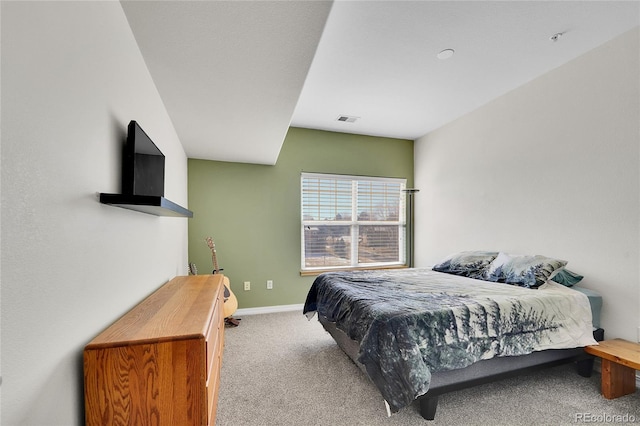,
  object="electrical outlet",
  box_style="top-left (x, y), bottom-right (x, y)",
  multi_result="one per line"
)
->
top-left (244, 281), bottom-right (250, 291)
top-left (266, 280), bottom-right (273, 290)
